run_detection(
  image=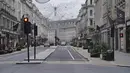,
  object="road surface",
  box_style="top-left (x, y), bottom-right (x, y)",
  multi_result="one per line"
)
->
top-left (0, 46), bottom-right (129, 73)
